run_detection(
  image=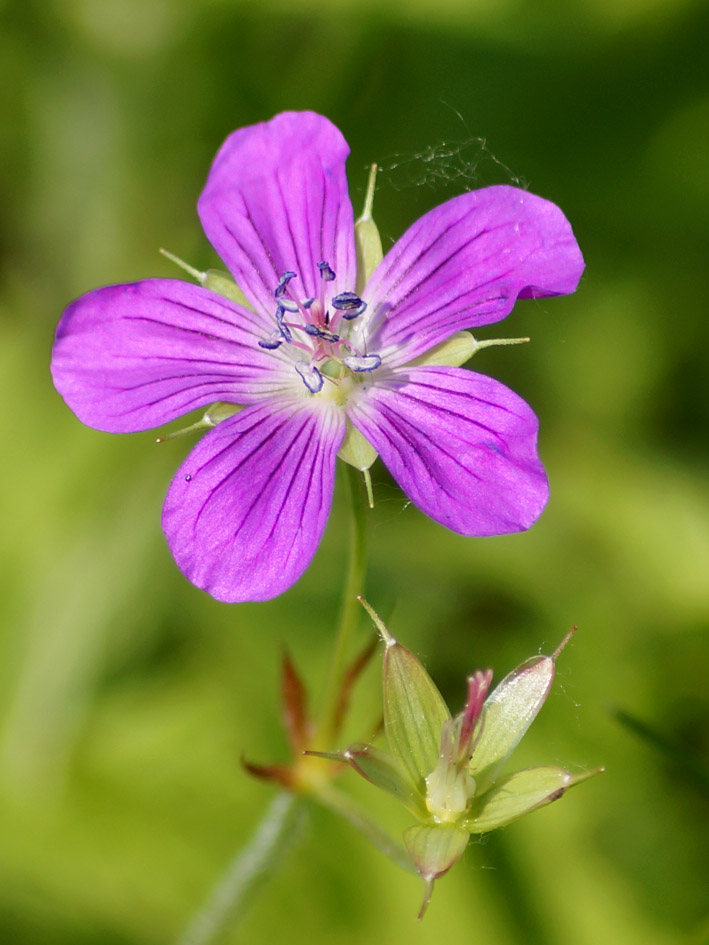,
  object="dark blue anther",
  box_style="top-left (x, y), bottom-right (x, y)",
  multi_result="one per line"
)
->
top-left (343, 354), bottom-right (382, 372)
top-left (332, 292), bottom-right (367, 319)
top-left (295, 361), bottom-right (324, 394)
top-left (277, 298), bottom-right (299, 313)
top-left (275, 305), bottom-right (292, 343)
top-left (317, 261), bottom-right (336, 281)
top-left (302, 298), bottom-right (314, 308)
top-left (274, 271), bottom-right (297, 298)
top-left (304, 325), bottom-right (340, 343)
top-left (342, 303), bottom-right (367, 319)
top-left (259, 333), bottom-right (284, 350)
